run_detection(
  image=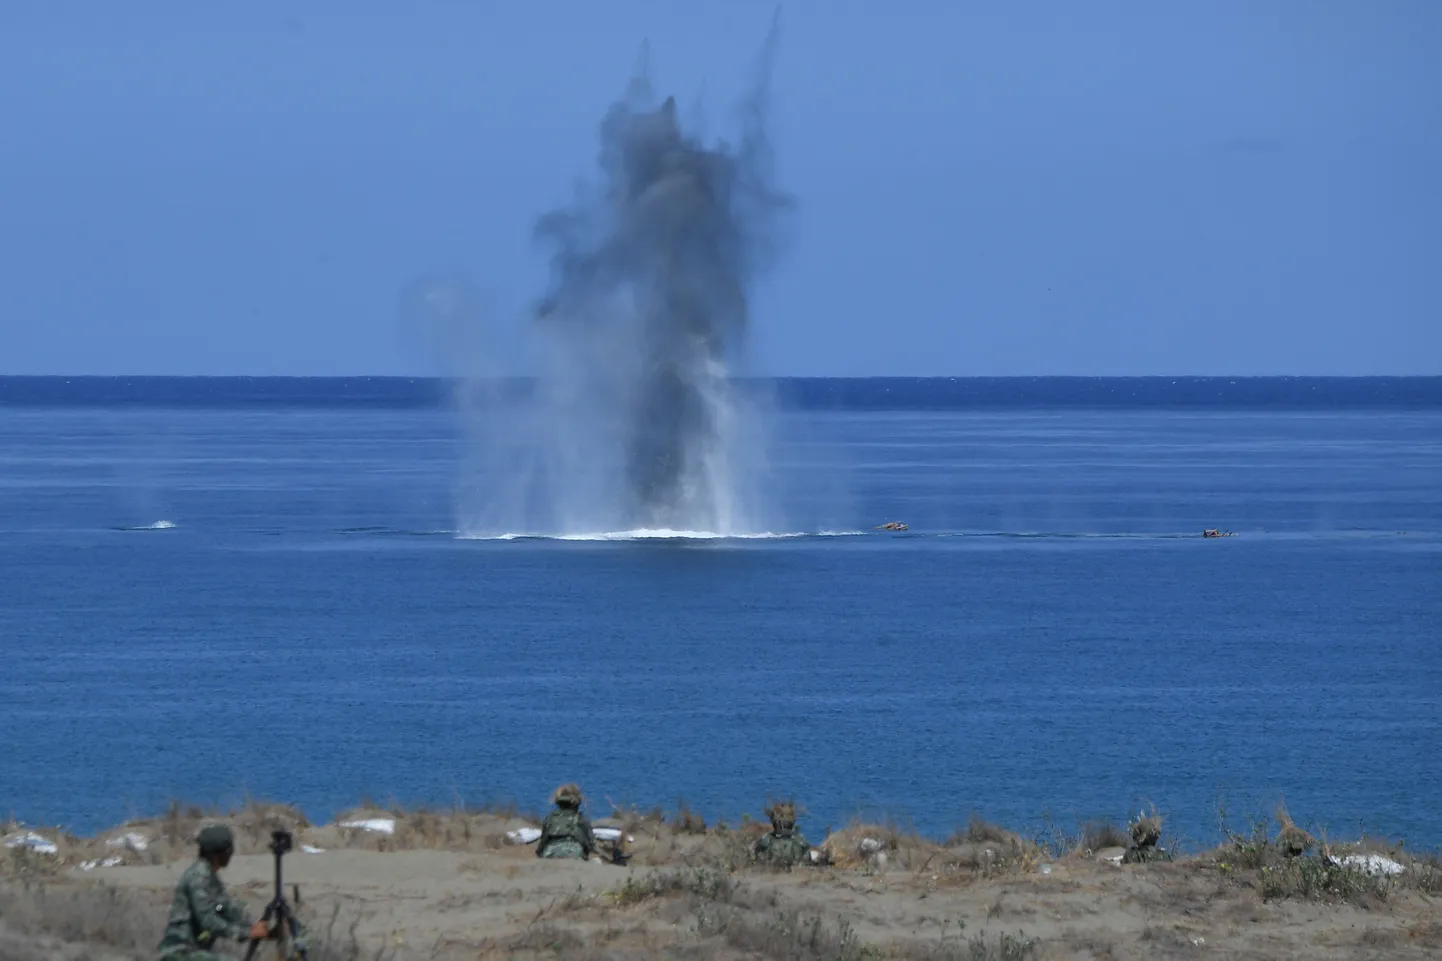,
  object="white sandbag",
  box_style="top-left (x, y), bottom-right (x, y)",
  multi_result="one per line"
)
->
top-left (4, 831), bottom-right (58, 855)
top-left (337, 818), bottom-right (395, 835)
top-left (106, 832), bottom-right (150, 852)
top-left (1328, 853), bottom-right (1405, 876)
top-left (504, 826), bottom-right (629, 845)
